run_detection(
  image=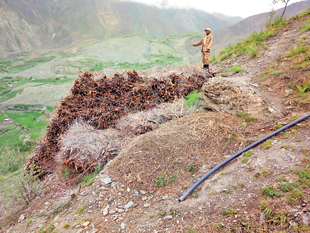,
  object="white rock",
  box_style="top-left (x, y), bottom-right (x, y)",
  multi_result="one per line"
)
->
top-left (102, 205), bottom-right (110, 216)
